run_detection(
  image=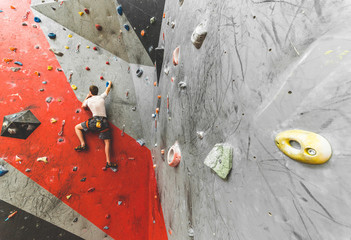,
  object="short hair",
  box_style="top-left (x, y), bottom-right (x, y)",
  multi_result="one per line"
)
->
top-left (89, 85), bottom-right (98, 95)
